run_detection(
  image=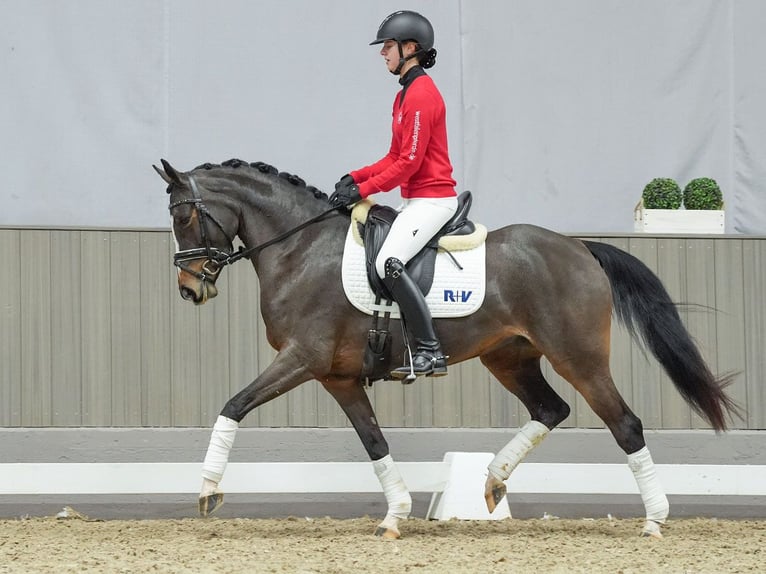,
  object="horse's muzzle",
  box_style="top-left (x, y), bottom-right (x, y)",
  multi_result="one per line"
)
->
top-left (179, 279), bottom-right (219, 305)
top-left (177, 261), bottom-right (221, 305)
